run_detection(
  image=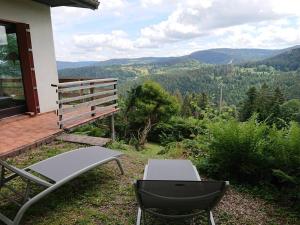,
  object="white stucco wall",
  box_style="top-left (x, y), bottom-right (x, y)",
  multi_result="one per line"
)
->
top-left (0, 0), bottom-right (58, 113)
